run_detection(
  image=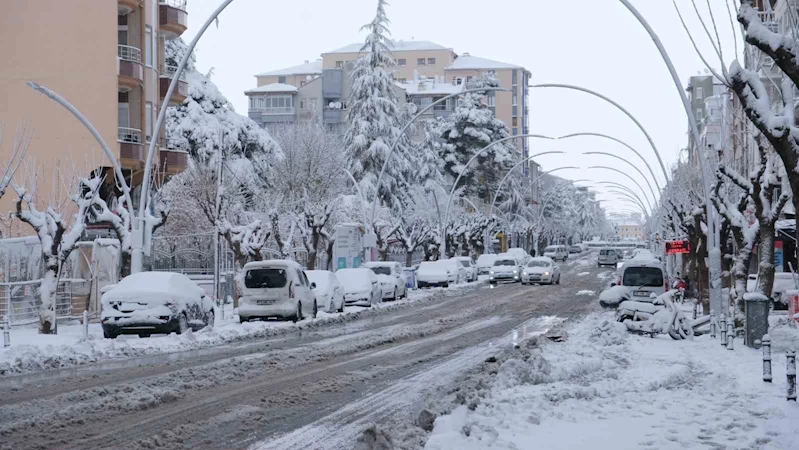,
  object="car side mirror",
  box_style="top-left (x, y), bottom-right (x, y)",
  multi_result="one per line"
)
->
top-left (610, 282), bottom-right (617, 287)
top-left (310, 282), bottom-right (317, 290)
